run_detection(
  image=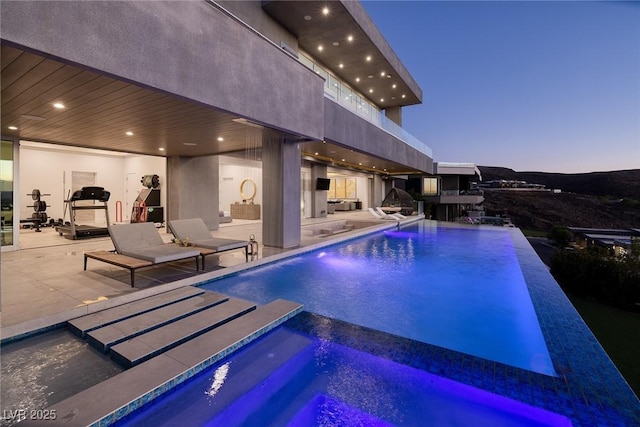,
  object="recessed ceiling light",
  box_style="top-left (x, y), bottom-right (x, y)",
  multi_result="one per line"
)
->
top-left (380, 71), bottom-right (386, 77)
top-left (304, 15), bottom-right (312, 21)
top-left (380, 98), bottom-right (384, 102)
top-left (125, 131), bottom-right (134, 136)
top-left (355, 77), bottom-right (360, 82)
top-left (372, 166), bottom-right (376, 169)
top-left (53, 102), bottom-right (65, 109)
top-left (217, 137), bottom-right (224, 142)
top-left (318, 45), bottom-right (323, 51)
top-left (322, 7), bottom-right (329, 15)
top-left (315, 152), bottom-right (319, 155)
top-left (158, 147), bottom-right (165, 151)
top-left (358, 163), bottom-right (362, 166)
top-left (8, 126), bottom-right (18, 130)
top-left (402, 94), bottom-right (406, 98)
top-left (339, 63), bottom-right (344, 68)
top-left (347, 35), bottom-right (353, 42)
top-left (392, 84), bottom-right (397, 89)
top-left (341, 158), bottom-right (346, 162)
top-left (366, 56), bottom-right (372, 62)
top-left (369, 89), bottom-right (373, 93)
